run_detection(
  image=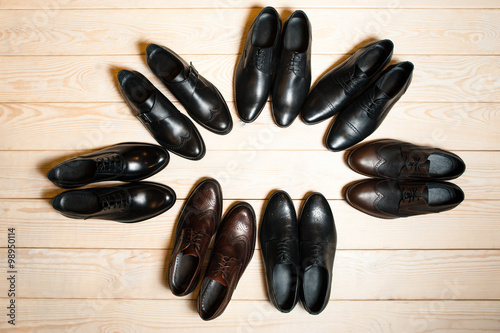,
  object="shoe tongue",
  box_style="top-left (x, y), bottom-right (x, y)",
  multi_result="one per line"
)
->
top-left (210, 273), bottom-right (229, 287)
top-left (170, 68), bottom-right (188, 83)
top-left (374, 85), bottom-right (390, 100)
top-left (353, 64), bottom-right (368, 79)
top-left (137, 93), bottom-right (157, 113)
top-left (180, 243), bottom-right (199, 257)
